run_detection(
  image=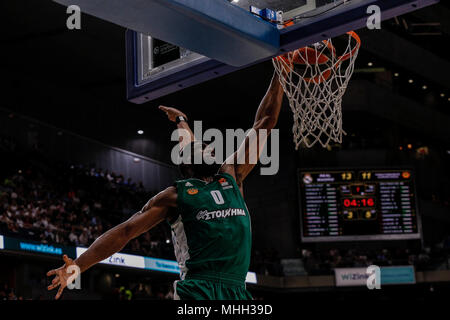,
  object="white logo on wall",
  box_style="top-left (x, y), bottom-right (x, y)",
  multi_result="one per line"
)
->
top-left (366, 265), bottom-right (381, 289)
top-left (66, 5), bottom-right (81, 30)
